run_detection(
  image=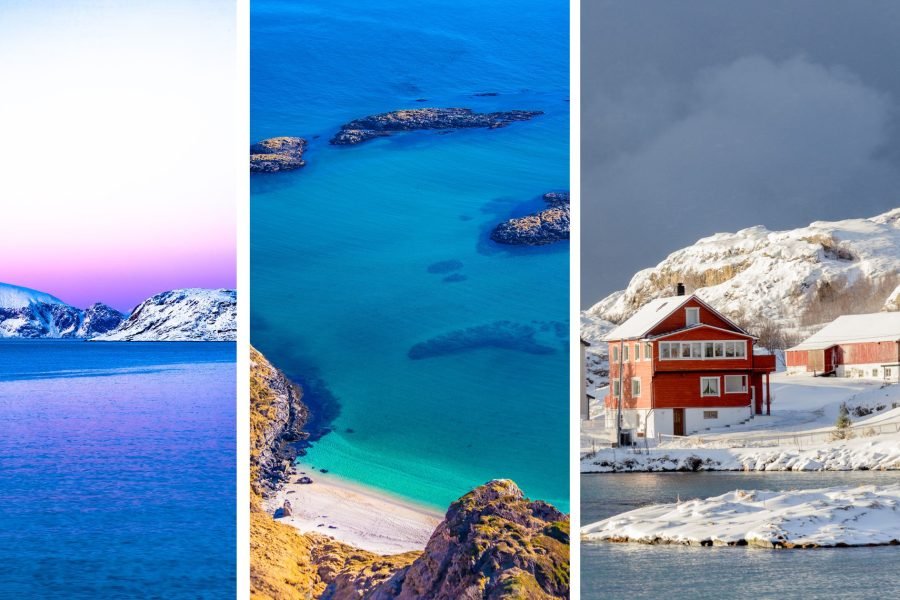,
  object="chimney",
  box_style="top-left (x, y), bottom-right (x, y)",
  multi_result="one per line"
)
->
top-left (676, 283), bottom-right (685, 296)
